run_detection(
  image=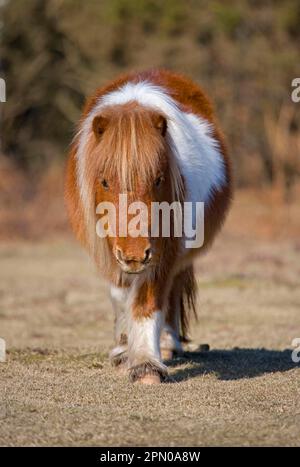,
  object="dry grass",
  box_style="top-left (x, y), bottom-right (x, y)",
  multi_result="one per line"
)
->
top-left (0, 231), bottom-right (300, 446)
top-left (0, 163), bottom-right (300, 445)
